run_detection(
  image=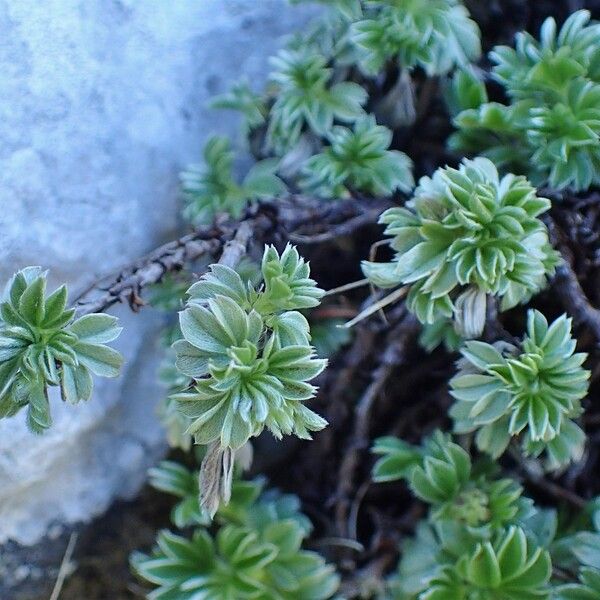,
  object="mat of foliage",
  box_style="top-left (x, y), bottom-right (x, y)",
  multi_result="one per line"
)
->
top-left (49, 1), bottom-right (600, 598)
